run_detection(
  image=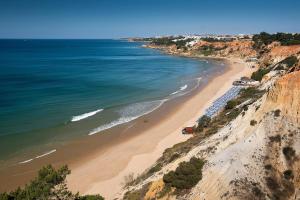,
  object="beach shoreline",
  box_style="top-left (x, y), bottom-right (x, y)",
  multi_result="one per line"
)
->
top-left (0, 56), bottom-right (224, 191)
top-left (0, 55), bottom-right (254, 199)
top-left (66, 57), bottom-right (254, 199)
